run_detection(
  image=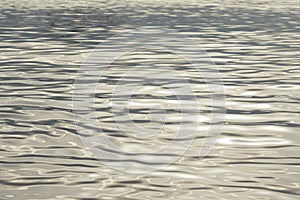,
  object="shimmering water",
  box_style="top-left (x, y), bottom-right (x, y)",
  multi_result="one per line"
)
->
top-left (1, 0), bottom-right (300, 199)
